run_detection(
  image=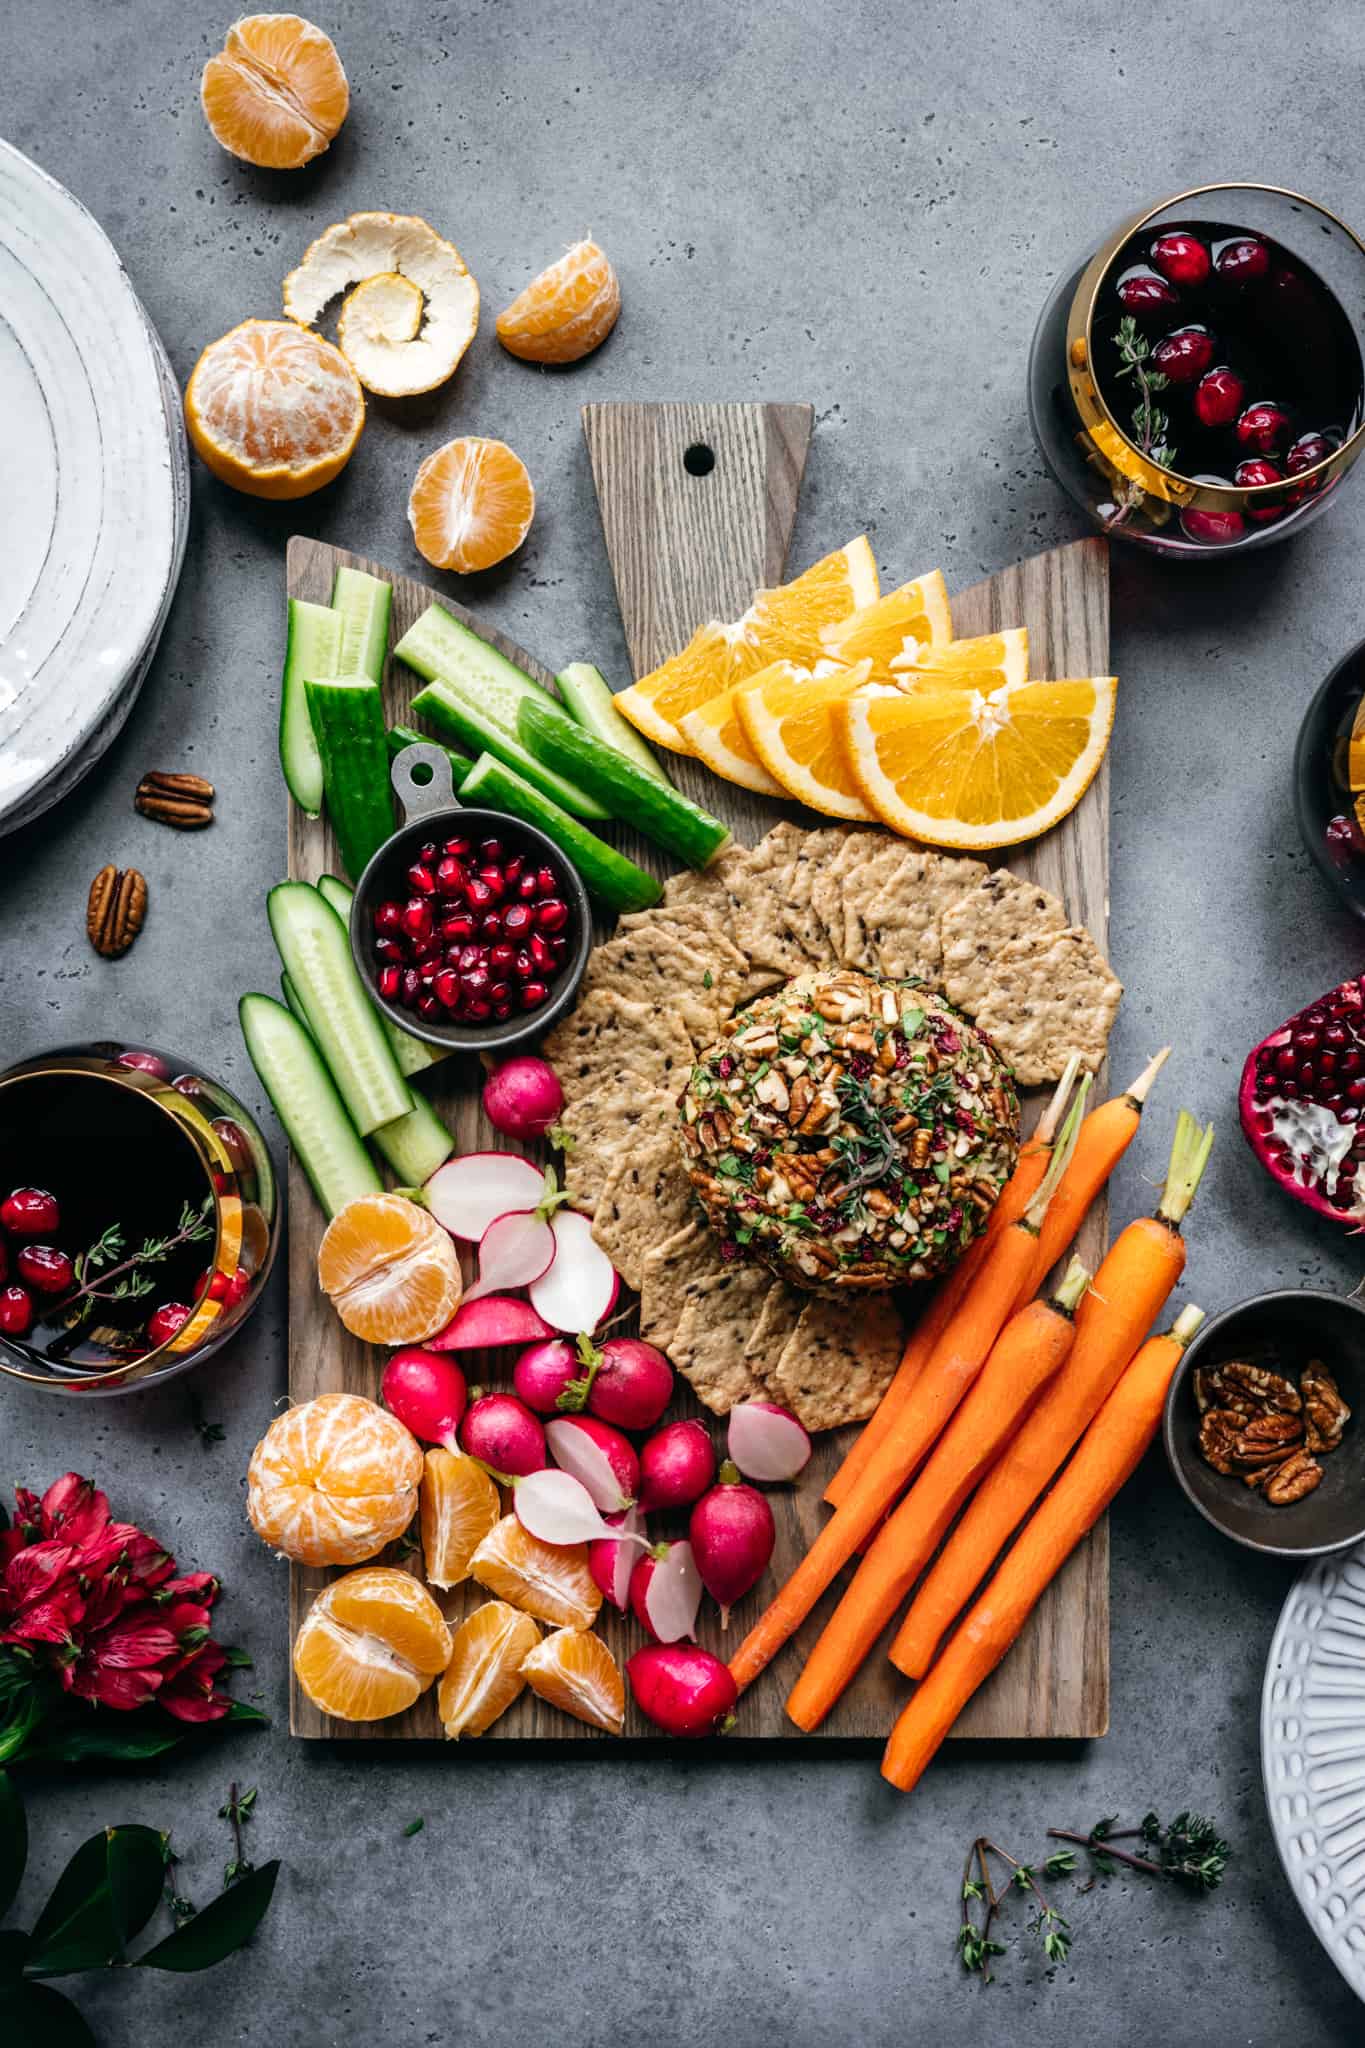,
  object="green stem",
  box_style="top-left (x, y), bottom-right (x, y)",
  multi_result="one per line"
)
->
top-left (1156, 1111), bottom-right (1214, 1229)
top-left (1024, 1072), bottom-right (1091, 1231)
